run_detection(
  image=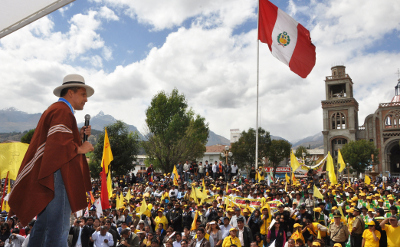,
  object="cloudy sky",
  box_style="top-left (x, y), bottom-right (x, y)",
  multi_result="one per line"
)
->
top-left (1, 0), bottom-right (400, 142)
